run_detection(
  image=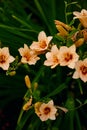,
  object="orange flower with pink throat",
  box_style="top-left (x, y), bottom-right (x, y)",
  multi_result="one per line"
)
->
top-left (44, 45), bottom-right (60, 69)
top-left (35, 100), bottom-right (57, 121)
top-left (73, 9), bottom-right (87, 28)
top-left (30, 31), bottom-right (53, 54)
top-left (18, 44), bottom-right (40, 65)
top-left (0, 47), bottom-right (15, 70)
top-left (58, 45), bottom-right (79, 69)
top-left (73, 58), bottom-right (87, 82)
